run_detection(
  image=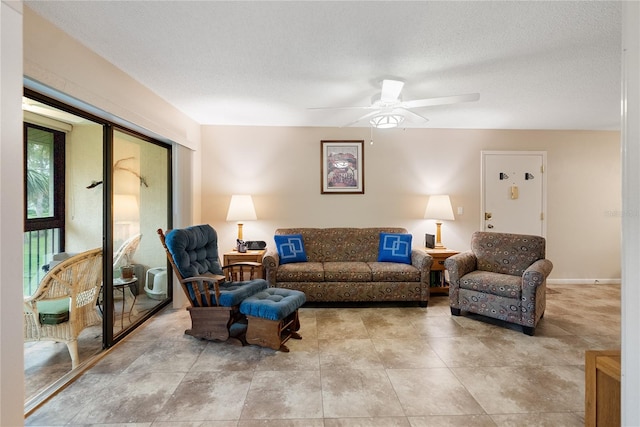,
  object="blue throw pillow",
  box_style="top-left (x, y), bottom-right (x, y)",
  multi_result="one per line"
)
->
top-left (378, 233), bottom-right (412, 264)
top-left (274, 234), bottom-right (308, 264)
